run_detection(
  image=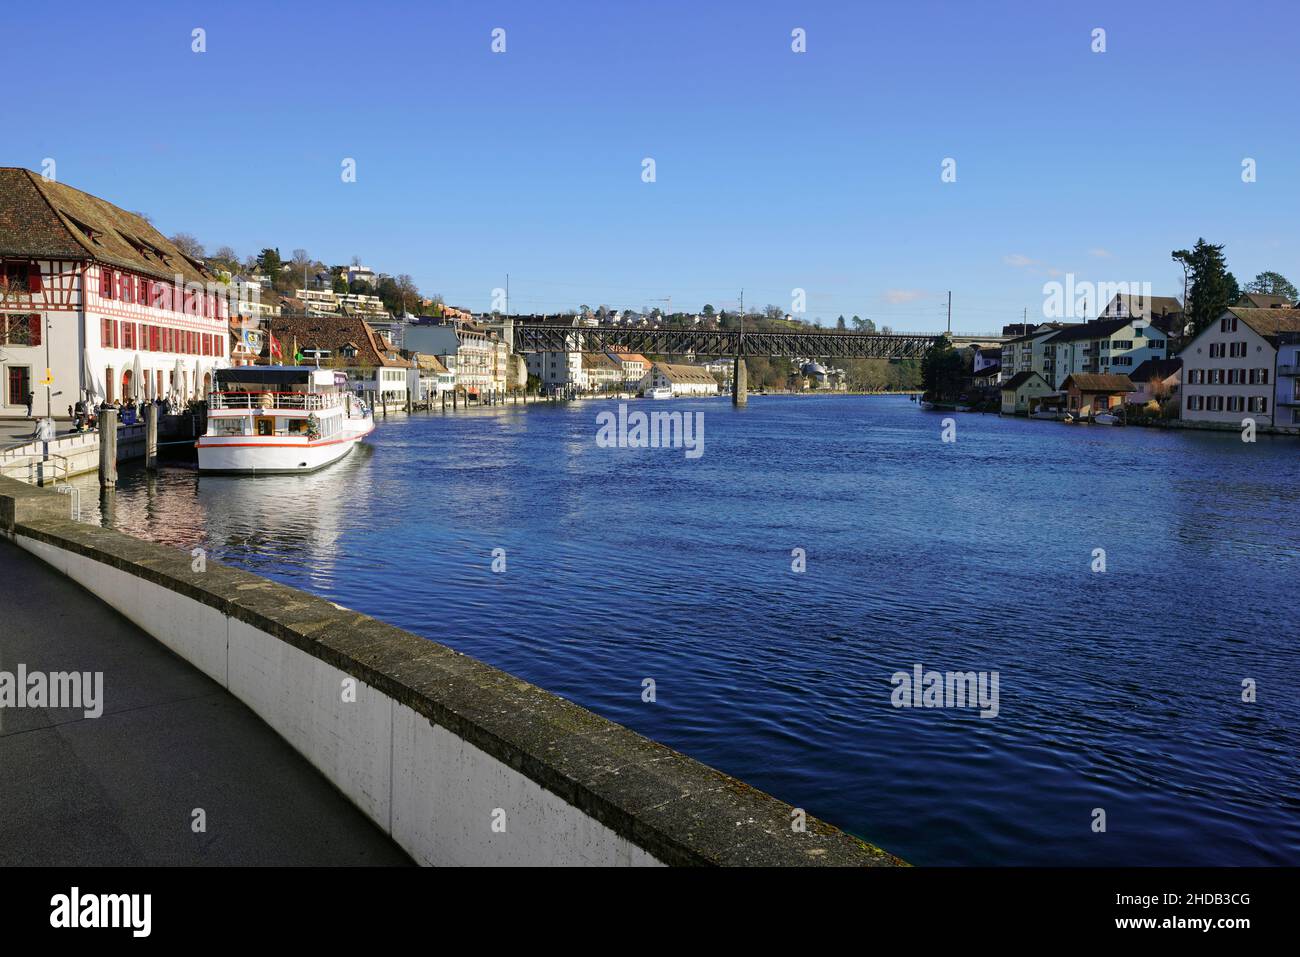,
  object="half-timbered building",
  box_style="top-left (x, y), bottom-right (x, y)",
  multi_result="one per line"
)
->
top-left (0, 168), bottom-right (230, 419)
